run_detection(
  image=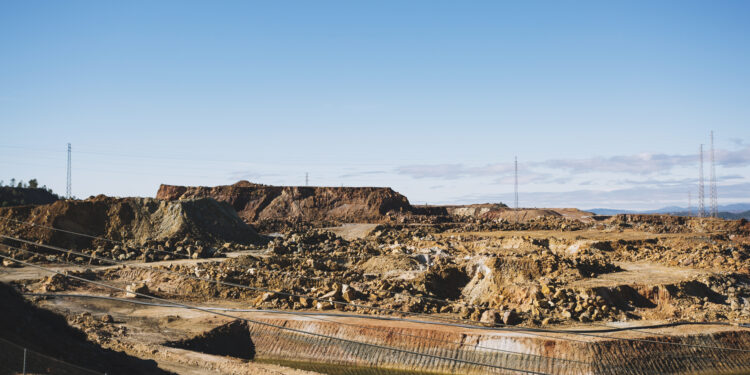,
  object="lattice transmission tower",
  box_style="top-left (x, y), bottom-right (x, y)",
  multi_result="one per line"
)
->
top-left (514, 156), bottom-right (518, 211)
top-left (709, 131), bottom-right (718, 217)
top-left (698, 144), bottom-right (705, 218)
top-left (66, 143), bottom-right (72, 199)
